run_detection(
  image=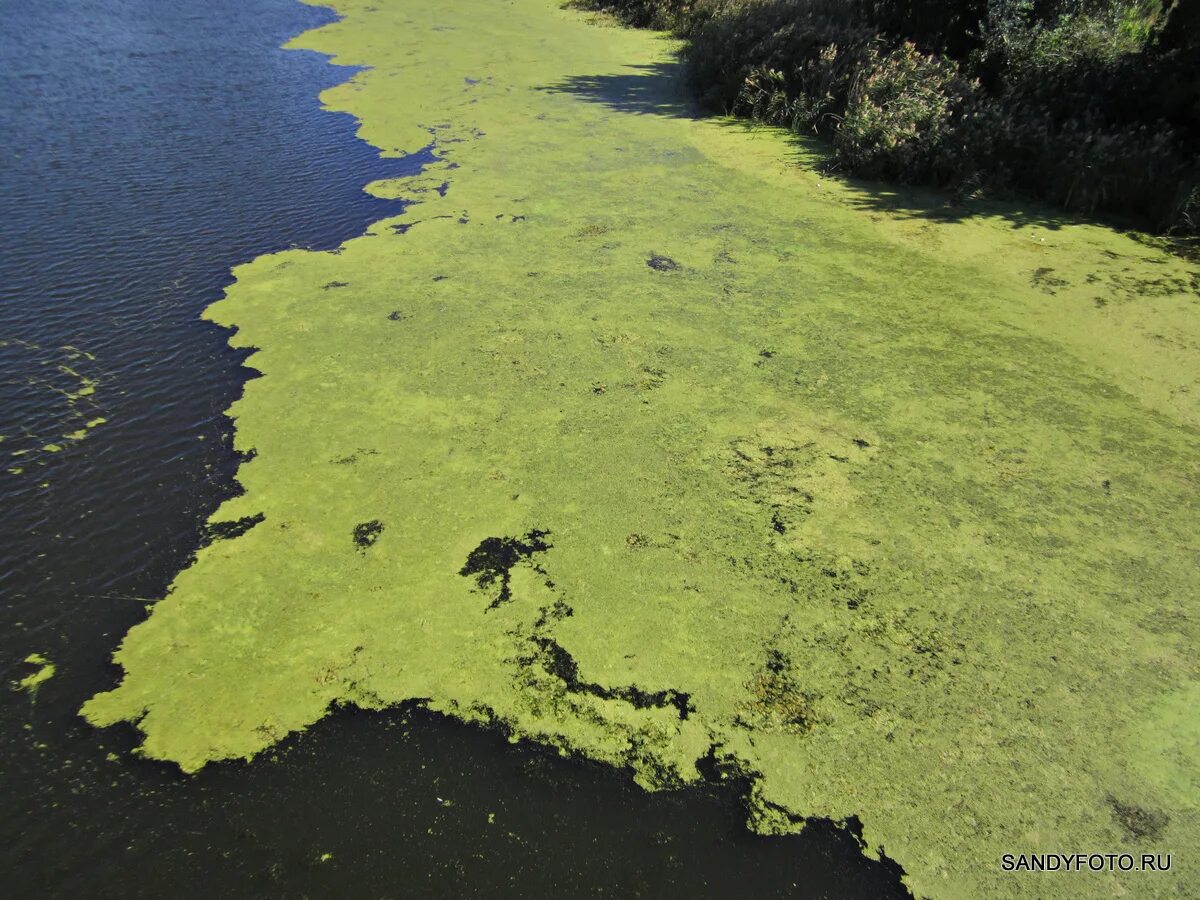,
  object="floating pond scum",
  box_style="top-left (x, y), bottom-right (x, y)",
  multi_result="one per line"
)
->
top-left (80, 1), bottom-right (1199, 897)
